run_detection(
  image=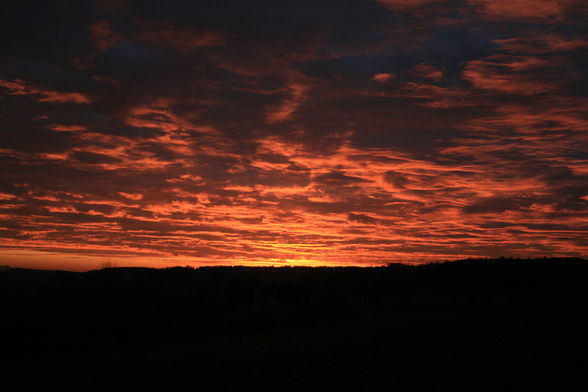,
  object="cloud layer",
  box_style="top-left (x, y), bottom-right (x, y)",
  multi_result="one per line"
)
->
top-left (0, 0), bottom-right (587, 269)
